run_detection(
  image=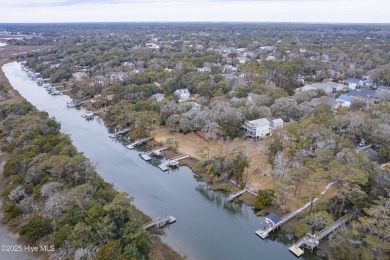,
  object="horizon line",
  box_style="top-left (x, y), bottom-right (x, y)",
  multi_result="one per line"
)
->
top-left (1, 21), bottom-right (390, 25)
